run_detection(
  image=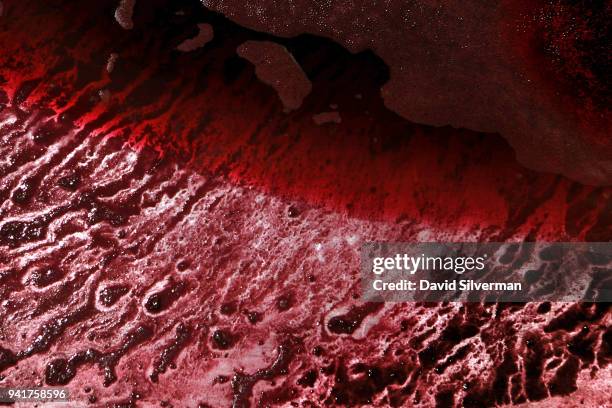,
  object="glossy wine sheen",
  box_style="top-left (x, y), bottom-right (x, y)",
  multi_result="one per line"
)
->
top-left (0, 0), bottom-right (610, 407)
